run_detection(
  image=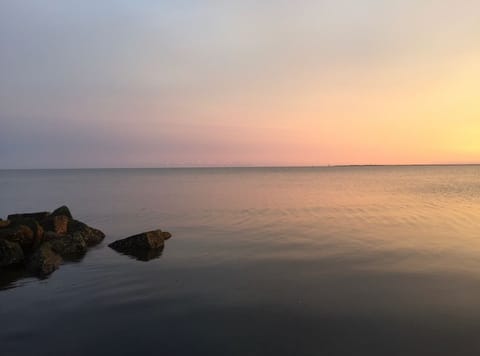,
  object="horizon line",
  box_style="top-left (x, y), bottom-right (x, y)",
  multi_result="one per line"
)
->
top-left (1, 163), bottom-right (480, 171)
